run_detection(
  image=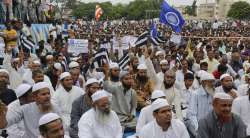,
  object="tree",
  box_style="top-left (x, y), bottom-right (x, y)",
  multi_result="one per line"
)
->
top-left (227, 1), bottom-right (250, 20)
